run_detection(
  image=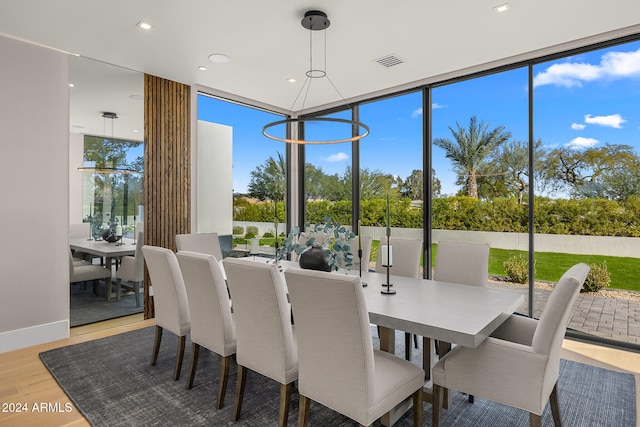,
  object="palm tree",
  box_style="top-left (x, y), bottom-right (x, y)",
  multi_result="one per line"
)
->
top-left (434, 116), bottom-right (511, 198)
